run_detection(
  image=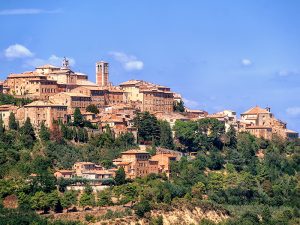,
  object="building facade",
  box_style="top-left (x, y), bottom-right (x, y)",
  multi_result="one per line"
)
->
top-left (239, 106), bottom-right (298, 140)
top-left (120, 80), bottom-right (174, 113)
top-left (24, 100), bottom-right (68, 129)
top-left (49, 92), bottom-right (92, 113)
